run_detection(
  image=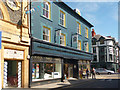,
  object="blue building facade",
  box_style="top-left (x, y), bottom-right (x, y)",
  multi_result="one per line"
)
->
top-left (30, 1), bottom-right (93, 86)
